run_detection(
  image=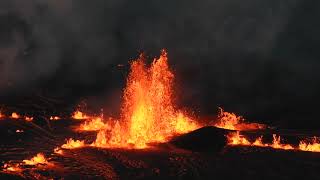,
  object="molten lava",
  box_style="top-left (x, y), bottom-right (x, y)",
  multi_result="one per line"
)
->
top-left (215, 108), bottom-right (266, 131)
top-left (11, 112), bottom-right (20, 119)
top-left (270, 134), bottom-right (294, 150)
top-left (23, 153), bottom-right (50, 166)
top-left (61, 138), bottom-right (85, 149)
top-left (299, 137), bottom-right (320, 152)
top-left (50, 116), bottom-right (60, 120)
top-left (25, 116), bottom-right (33, 122)
top-left (227, 132), bottom-right (294, 150)
top-left (78, 117), bottom-right (111, 131)
top-left (227, 131), bottom-right (251, 146)
top-left (72, 110), bottom-right (89, 120)
top-left (54, 147), bottom-right (63, 155)
top-left (3, 163), bottom-right (22, 172)
top-left (92, 50), bottom-right (199, 149)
